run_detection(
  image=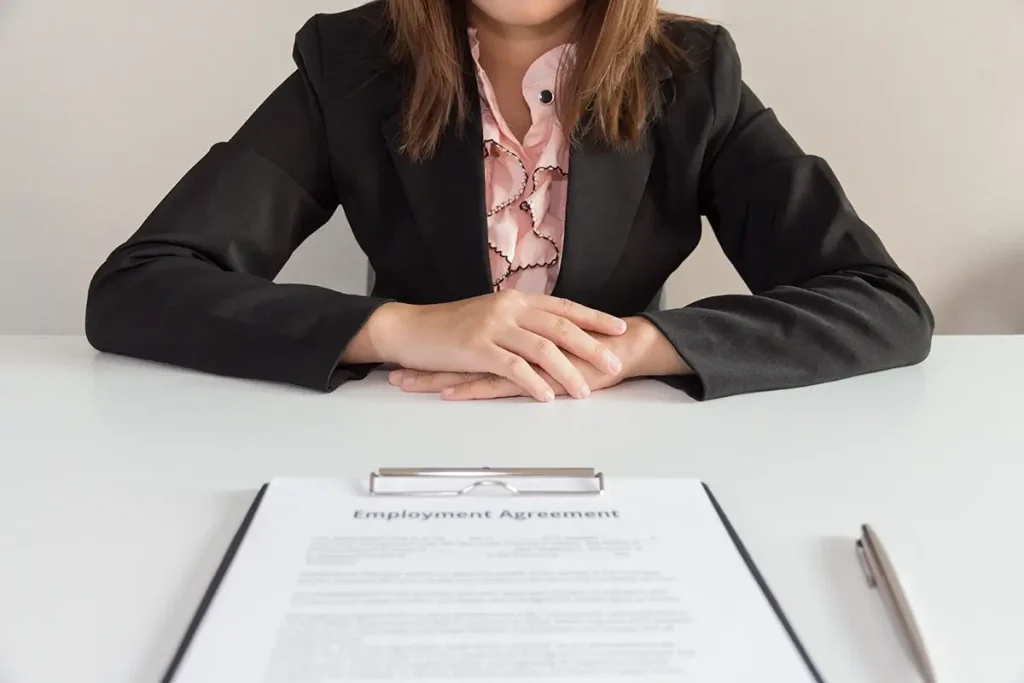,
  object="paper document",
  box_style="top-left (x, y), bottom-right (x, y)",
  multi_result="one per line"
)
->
top-left (167, 477), bottom-right (819, 683)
